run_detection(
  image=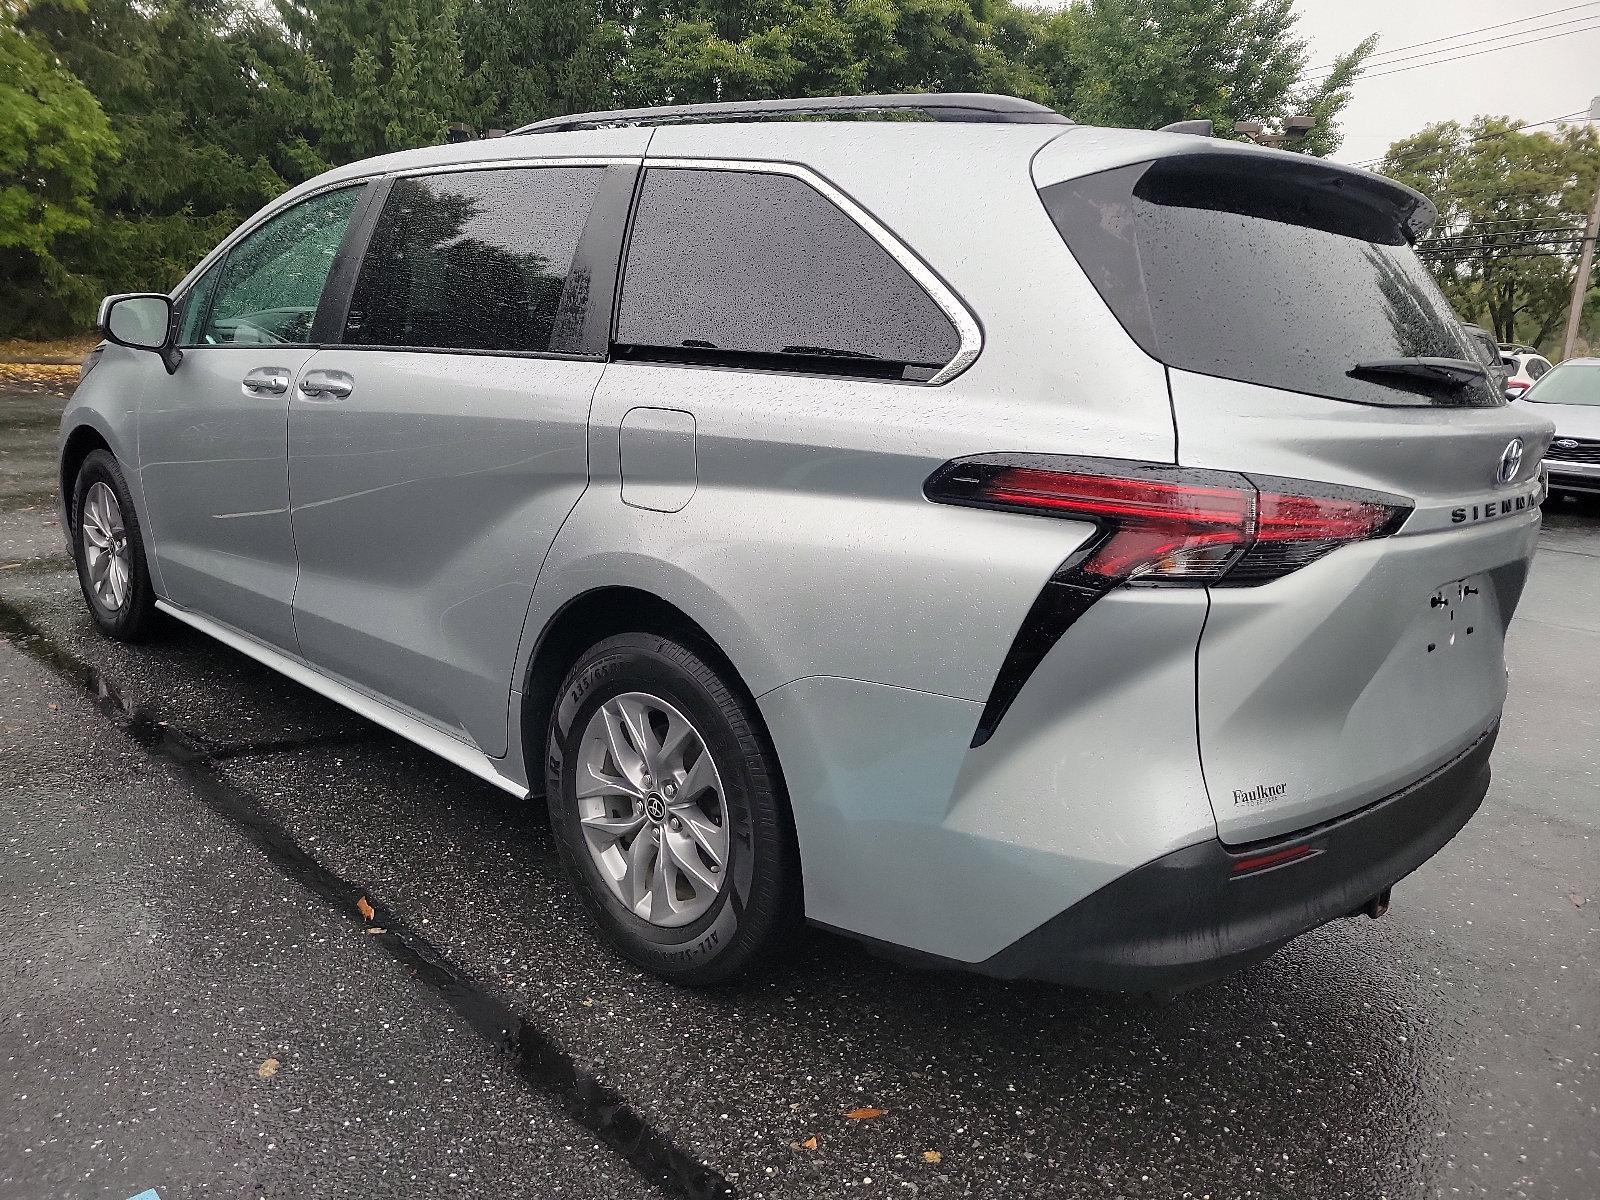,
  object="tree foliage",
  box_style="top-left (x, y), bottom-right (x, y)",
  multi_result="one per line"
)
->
top-left (0, 5), bottom-right (116, 334)
top-left (1382, 118), bottom-right (1599, 352)
top-left (1, 0), bottom-right (1376, 336)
